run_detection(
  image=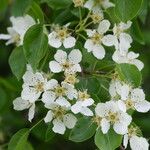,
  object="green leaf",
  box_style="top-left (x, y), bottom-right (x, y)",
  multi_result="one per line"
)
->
top-left (69, 117), bottom-right (97, 142)
top-left (131, 20), bottom-right (145, 45)
top-left (95, 128), bottom-right (122, 150)
top-left (0, 87), bottom-right (7, 112)
top-left (12, 0), bottom-right (32, 16)
top-left (44, 0), bottom-right (72, 10)
top-left (25, 142), bottom-right (34, 150)
top-left (45, 124), bottom-right (55, 142)
top-left (9, 46), bottom-right (26, 80)
top-left (115, 0), bottom-right (143, 21)
top-left (23, 24), bottom-right (48, 70)
top-left (116, 63), bottom-right (142, 87)
top-left (8, 128), bottom-right (30, 150)
top-left (27, 2), bottom-right (44, 23)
